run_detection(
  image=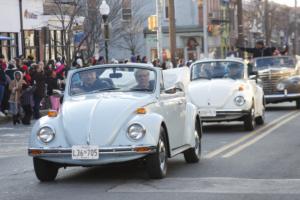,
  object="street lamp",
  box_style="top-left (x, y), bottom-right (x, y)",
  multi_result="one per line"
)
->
top-left (100, 0), bottom-right (110, 63)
